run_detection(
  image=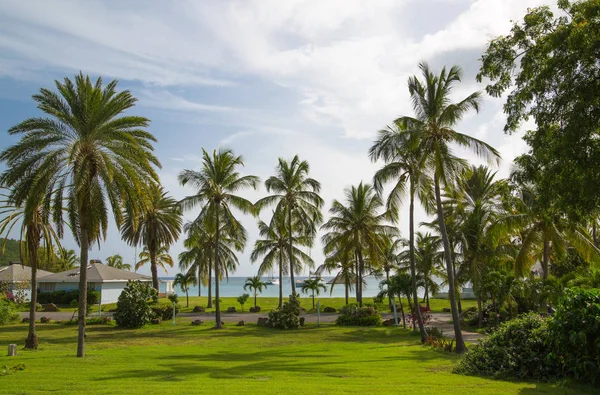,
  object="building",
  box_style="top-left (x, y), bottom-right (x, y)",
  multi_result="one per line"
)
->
top-left (0, 262), bottom-right (53, 300)
top-left (38, 261), bottom-right (153, 305)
